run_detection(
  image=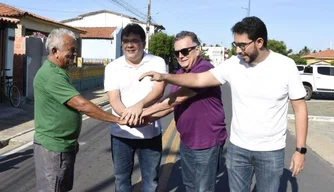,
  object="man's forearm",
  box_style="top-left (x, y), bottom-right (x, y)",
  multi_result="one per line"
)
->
top-left (150, 107), bottom-right (174, 119)
top-left (162, 73), bottom-right (200, 87)
top-left (294, 102), bottom-right (308, 147)
top-left (138, 85), bottom-right (165, 107)
top-left (80, 101), bottom-right (120, 123)
top-left (144, 94), bottom-right (182, 116)
top-left (110, 101), bottom-right (126, 116)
